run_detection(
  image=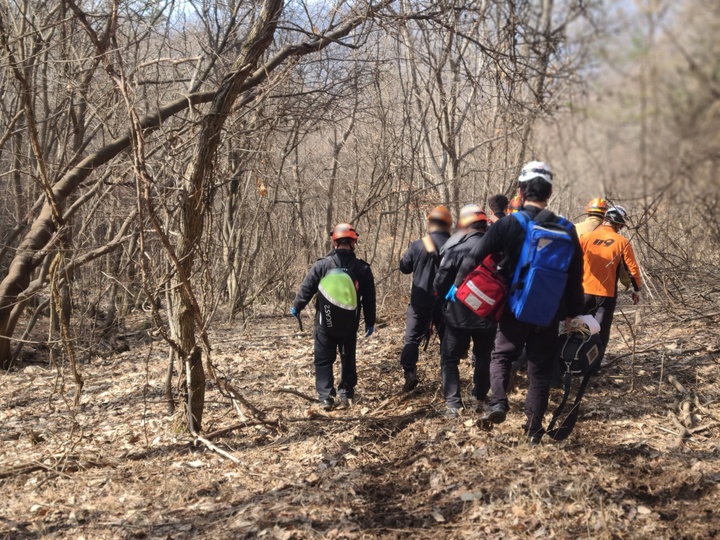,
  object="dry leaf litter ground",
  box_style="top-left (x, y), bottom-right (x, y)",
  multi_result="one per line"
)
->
top-left (1, 297), bottom-right (719, 539)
